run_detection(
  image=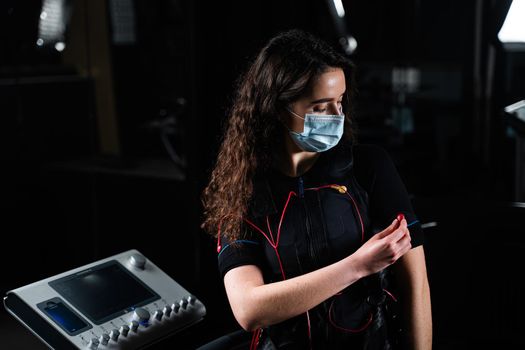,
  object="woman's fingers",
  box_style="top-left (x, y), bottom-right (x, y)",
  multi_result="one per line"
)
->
top-left (375, 218), bottom-right (400, 239)
top-left (383, 220), bottom-right (406, 243)
top-left (394, 219), bottom-right (410, 243)
top-left (385, 220), bottom-right (412, 260)
top-left (353, 217), bottom-right (413, 276)
top-left (396, 231), bottom-right (412, 256)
